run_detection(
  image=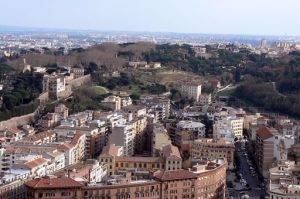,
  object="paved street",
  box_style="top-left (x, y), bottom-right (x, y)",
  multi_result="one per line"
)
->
top-left (228, 141), bottom-right (267, 199)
